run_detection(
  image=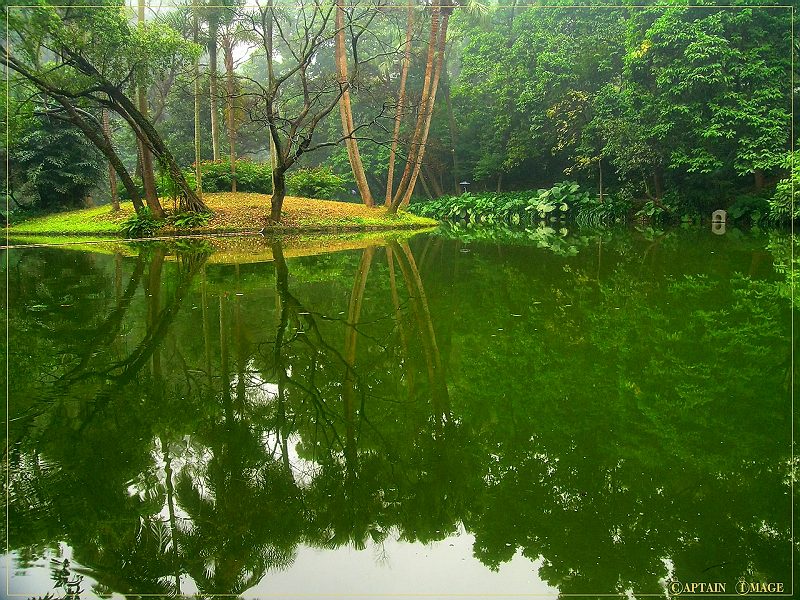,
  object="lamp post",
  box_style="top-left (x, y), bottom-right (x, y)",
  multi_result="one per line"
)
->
top-left (459, 181), bottom-right (471, 194)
